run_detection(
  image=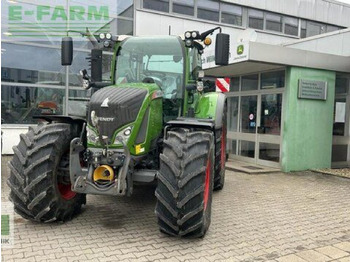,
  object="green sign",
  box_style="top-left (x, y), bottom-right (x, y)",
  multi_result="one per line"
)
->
top-left (237, 45), bottom-right (244, 55)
